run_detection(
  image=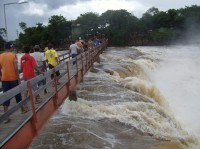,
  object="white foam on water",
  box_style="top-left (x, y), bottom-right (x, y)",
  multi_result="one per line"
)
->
top-left (145, 46), bottom-right (200, 135)
top-left (62, 98), bottom-right (192, 143)
top-left (137, 46), bottom-right (200, 148)
top-left (61, 46), bottom-right (200, 148)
